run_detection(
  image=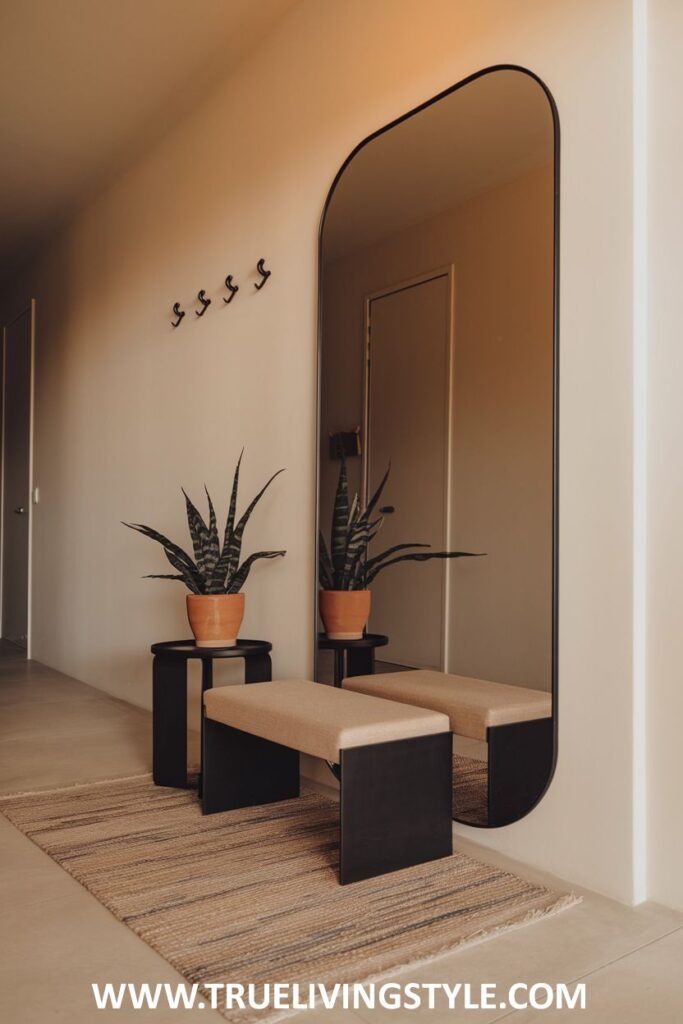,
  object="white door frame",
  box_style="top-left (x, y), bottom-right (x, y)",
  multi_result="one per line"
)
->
top-left (362, 267), bottom-right (455, 670)
top-left (1, 299), bottom-right (36, 656)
